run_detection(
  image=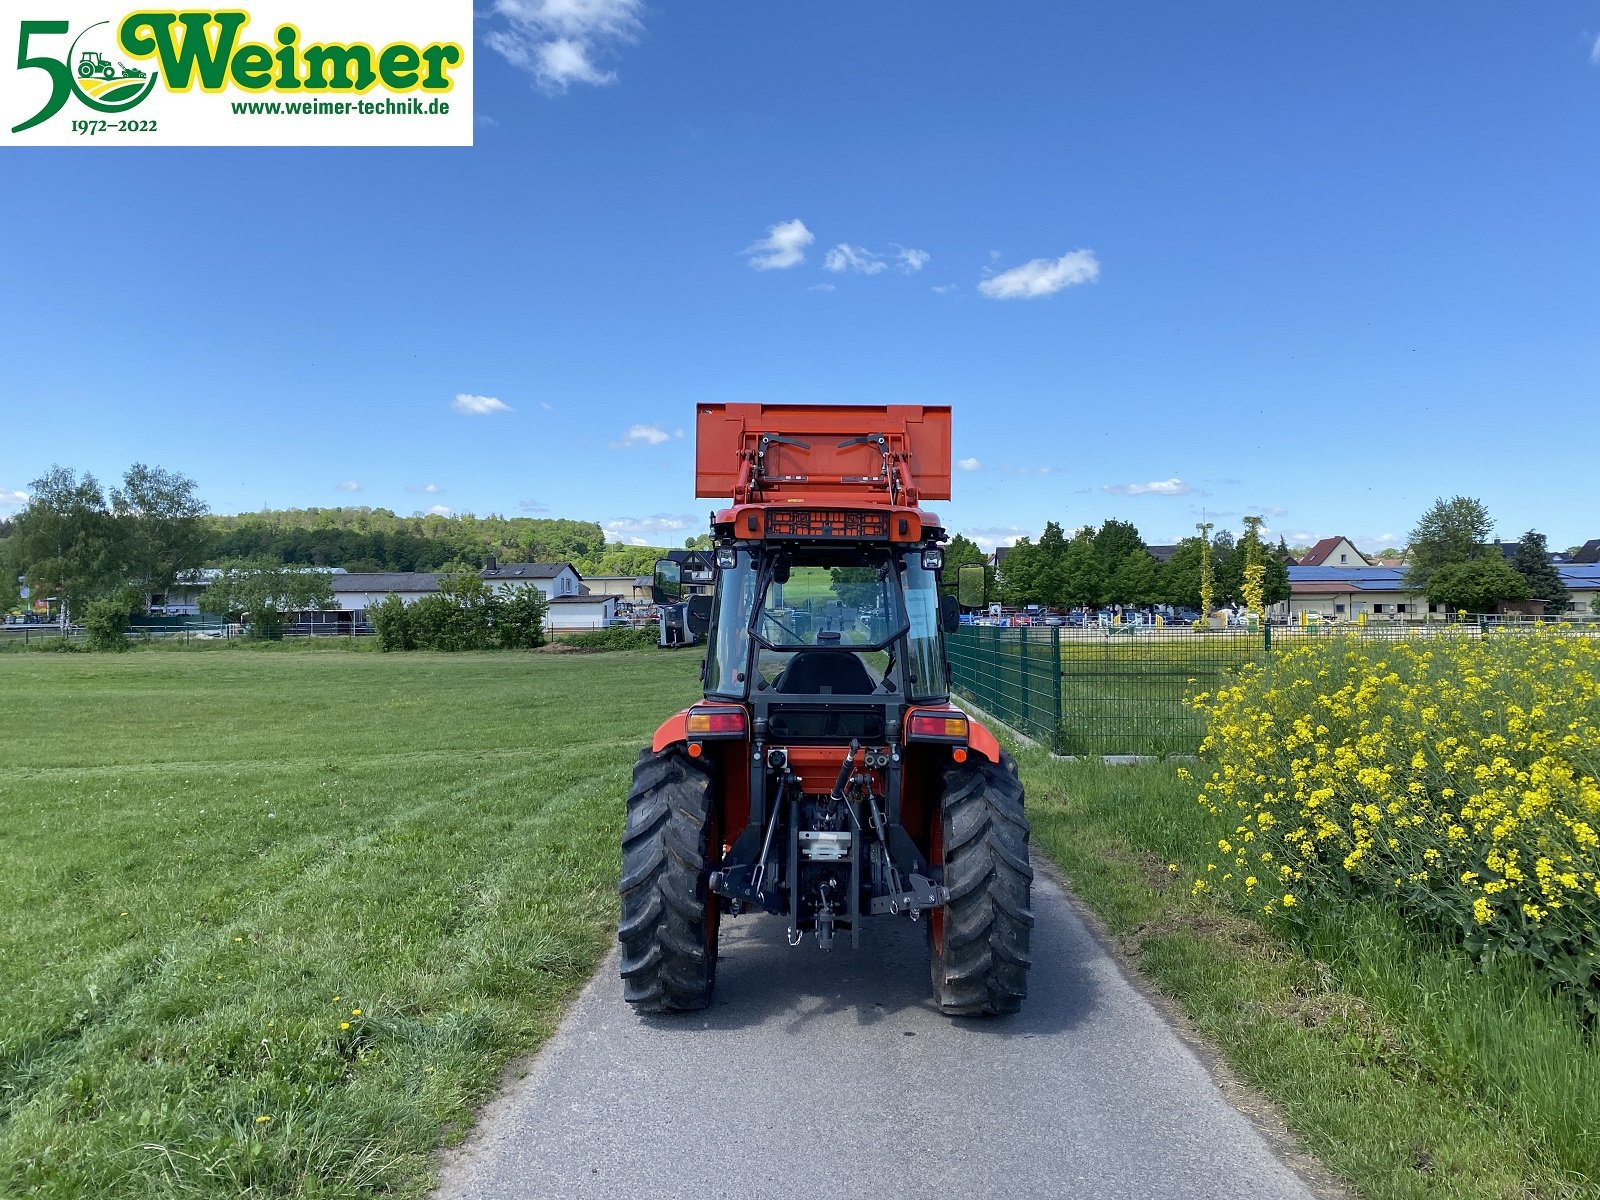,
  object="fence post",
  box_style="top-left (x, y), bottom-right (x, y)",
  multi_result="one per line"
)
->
top-left (1049, 625), bottom-right (1063, 753)
top-left (1264, 622), bottom-right (1271, 652)
top-left (1018, 629), bottom-right (1031, 738)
